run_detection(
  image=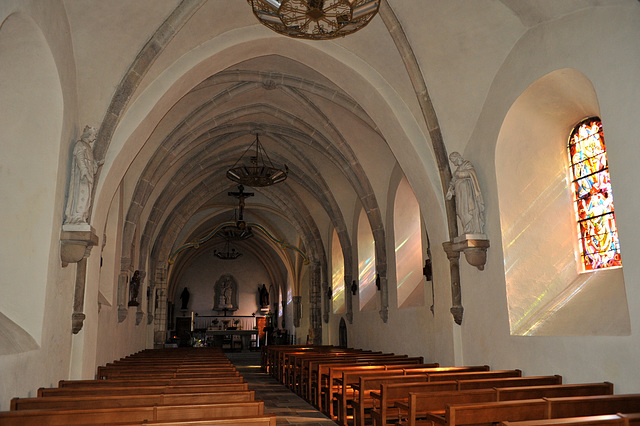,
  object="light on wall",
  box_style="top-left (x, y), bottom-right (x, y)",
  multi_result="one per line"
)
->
top-left (247, 0), bottom-right (380, 40)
